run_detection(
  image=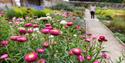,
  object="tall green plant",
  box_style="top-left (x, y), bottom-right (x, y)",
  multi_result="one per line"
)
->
top-left (108, 18), bottom-right (125, 33)
top-left (5, 7), bottom-right (53, 18)
top-left (0, 17), bottom-right (11, 40)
